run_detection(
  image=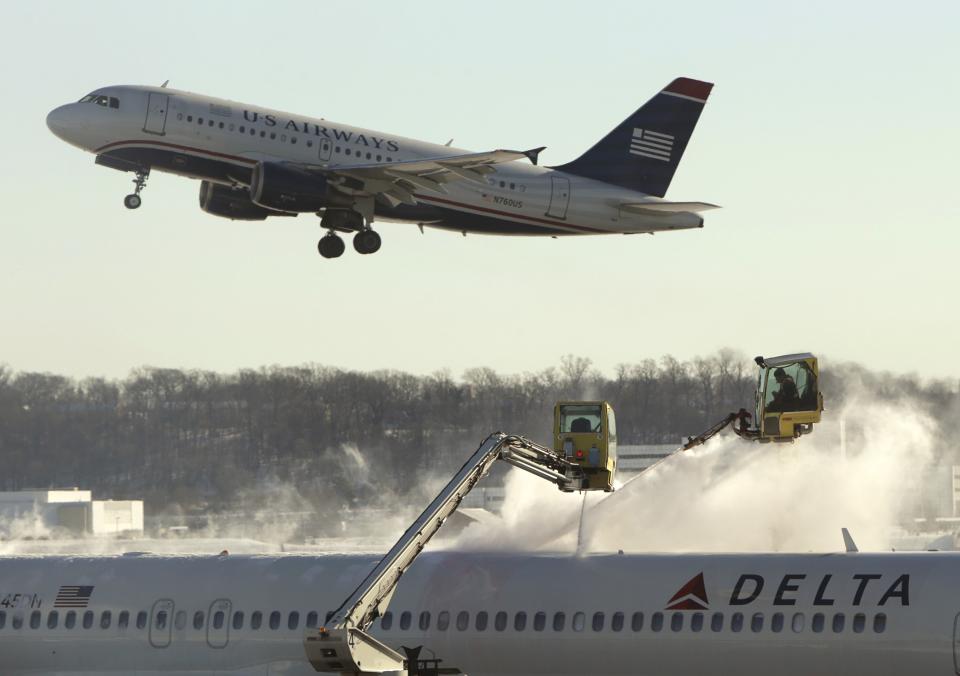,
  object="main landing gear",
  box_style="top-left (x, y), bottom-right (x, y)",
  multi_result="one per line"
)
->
top-left (317, 209), bottom-right (382, 259)
top-left (124, 169), bottom-right (149, 209)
